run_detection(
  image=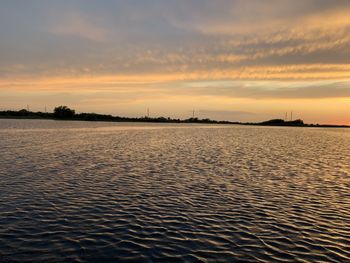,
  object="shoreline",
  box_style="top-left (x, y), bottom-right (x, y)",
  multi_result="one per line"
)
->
top-left (1, 114), bottom-right (348, 128)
